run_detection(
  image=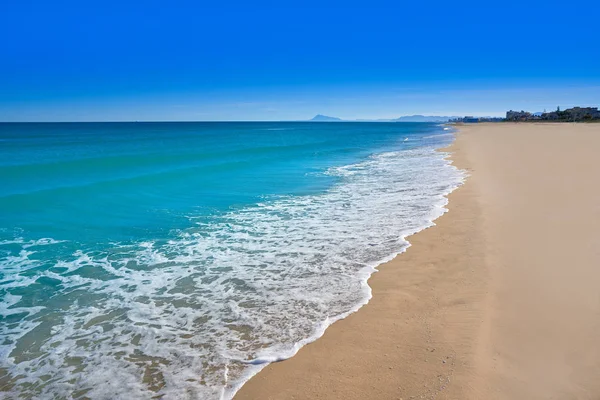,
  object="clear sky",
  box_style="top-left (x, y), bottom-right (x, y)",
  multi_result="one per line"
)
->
top-left (1, 0), bottom-right (599, 121)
